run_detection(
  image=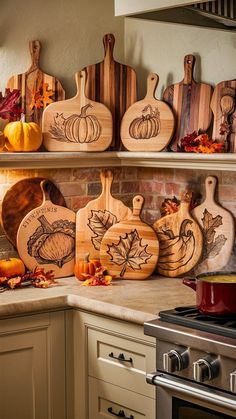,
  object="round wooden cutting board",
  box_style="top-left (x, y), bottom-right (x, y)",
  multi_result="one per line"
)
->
top-left (16, 180), bottom-right (76, 278)
top-left (100, 195), bottom-right (159, 280)
top-left (121, 73), bottom-right (175, 152)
